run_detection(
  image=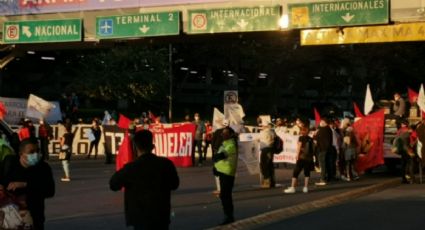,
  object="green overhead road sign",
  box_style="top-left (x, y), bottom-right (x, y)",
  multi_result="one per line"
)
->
top-left (3, 19), bottom-right (82, 44)
top-left (96, 11), bottom-right (180, 39)
top-left (187, 5), bottom-right (281, 34)
top-left (288, 0), bottom-right (389, 28)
